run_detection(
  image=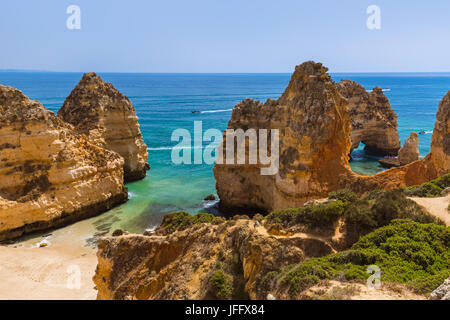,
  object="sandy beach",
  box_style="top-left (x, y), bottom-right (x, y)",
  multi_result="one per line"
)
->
top-left (0, 219), bottom-right (98, 300)
top-left (410, 194), bottom-right (450, 226)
